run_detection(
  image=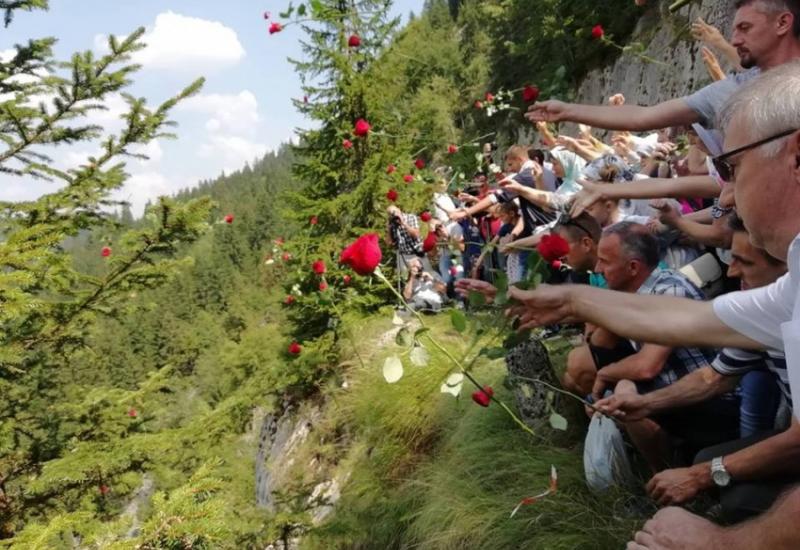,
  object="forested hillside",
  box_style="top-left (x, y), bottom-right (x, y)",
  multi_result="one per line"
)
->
top-left (0, 0), bottom-right (675, 547)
